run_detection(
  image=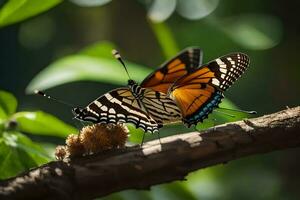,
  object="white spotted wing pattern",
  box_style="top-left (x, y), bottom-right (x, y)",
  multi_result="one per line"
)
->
top-left (209, 53), bottom-right (249, 91)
